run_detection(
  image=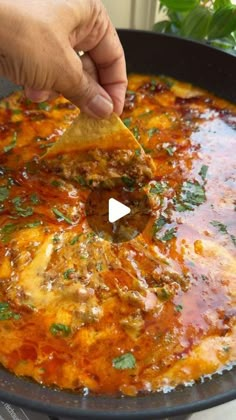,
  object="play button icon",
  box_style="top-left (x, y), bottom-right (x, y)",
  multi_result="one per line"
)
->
top-left (108, 198), bottom-right (131, 223)
top-left (85, 178), bottom-right (151, 243)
